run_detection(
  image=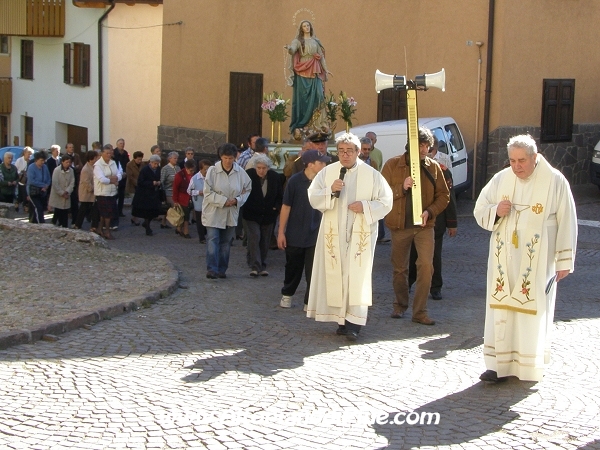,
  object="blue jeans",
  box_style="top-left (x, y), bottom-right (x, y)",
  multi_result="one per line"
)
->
top-left (206, 226), bottom-right (235, 274)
